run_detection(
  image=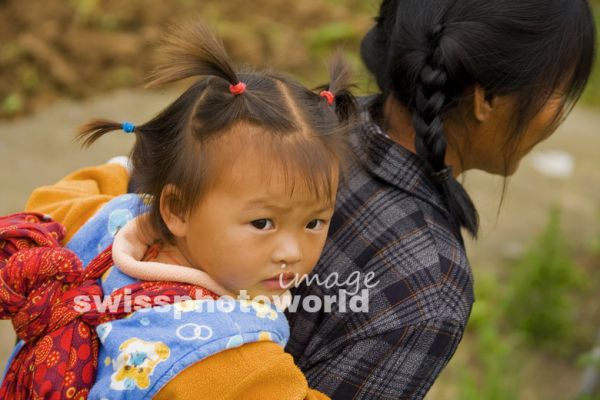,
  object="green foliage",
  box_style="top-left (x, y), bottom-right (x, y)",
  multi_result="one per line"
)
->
top-left (304, 22), bottom-right (361, 58)
top-left (328, 0), bottom-right (378, 14)
top-left (503, 206), bottom-right (585, 353)
top-left (458, 321), bottom-right (521, 400)
top-left (19, 65), bottom-right (41, 92)
top-left (457, 273), bottom-right (522, 399)
top-left (106, 66), bottom-right (135, 86)
top-left (1, 93), bottom-right (24, 117)
top-left (0, 41), bottom-right (23, 64)
top-left (576, 394), bottom-right (600, 400)
top-left (578, 349), bottom-right (600, 369)
top-left (70, 0), bottom-right (100, 18)
top-left (445, 203), bottom-right (599, 398)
